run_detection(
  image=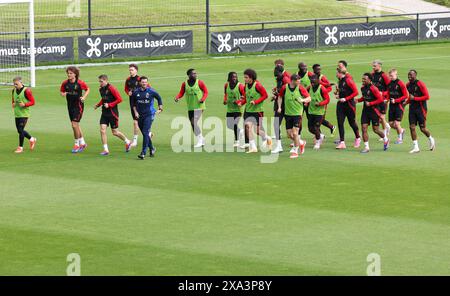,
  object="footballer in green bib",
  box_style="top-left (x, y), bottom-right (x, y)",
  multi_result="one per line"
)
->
top-left (11, 77), bottom-right (37, 153)
top-left (224, 72), bottom-right (244, 145)
top-left (175, 69), bottom-right (208, 148)
top-left (242, 69), bottom-right (272, 153)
